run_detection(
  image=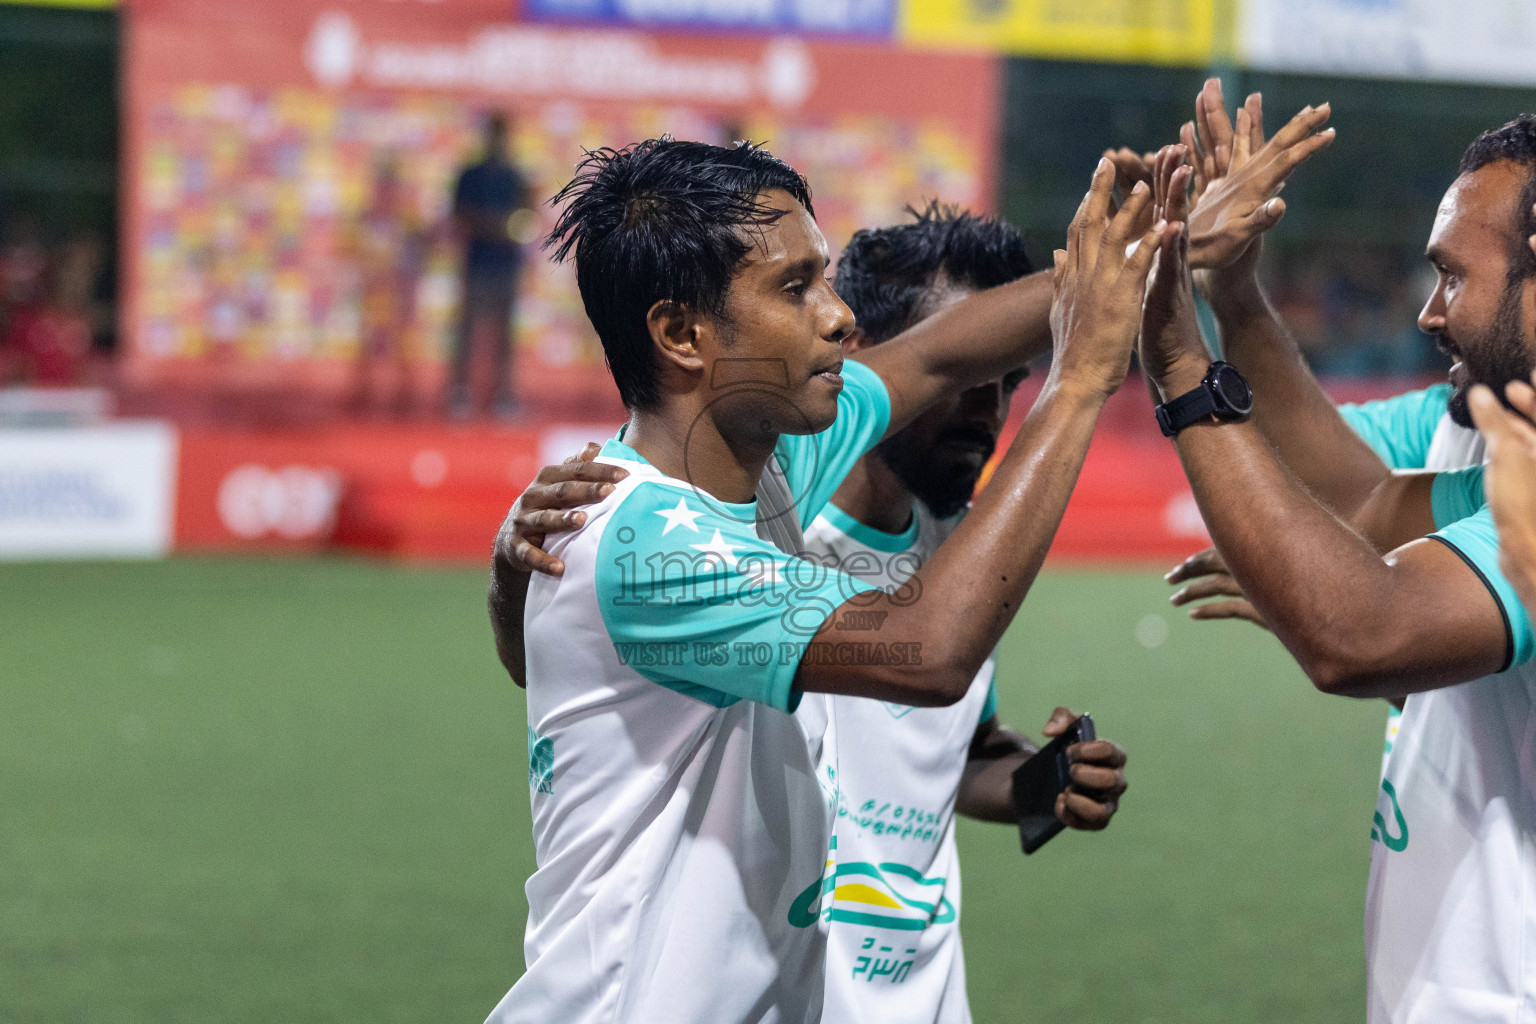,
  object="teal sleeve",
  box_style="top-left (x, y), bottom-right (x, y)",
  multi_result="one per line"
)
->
top-left (978, 678), bottom-right (998, 725)
top-left (776, 359), bottom-right (893, 525)
top-left (1337, 384), bottom-right (1452, 470)
top-left (1431, 502), bottom-right (1534, 671)
top-left (1430, 465), bottom-right (1487, 529)
top-left (594, 481), bottom-right (882, 712)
